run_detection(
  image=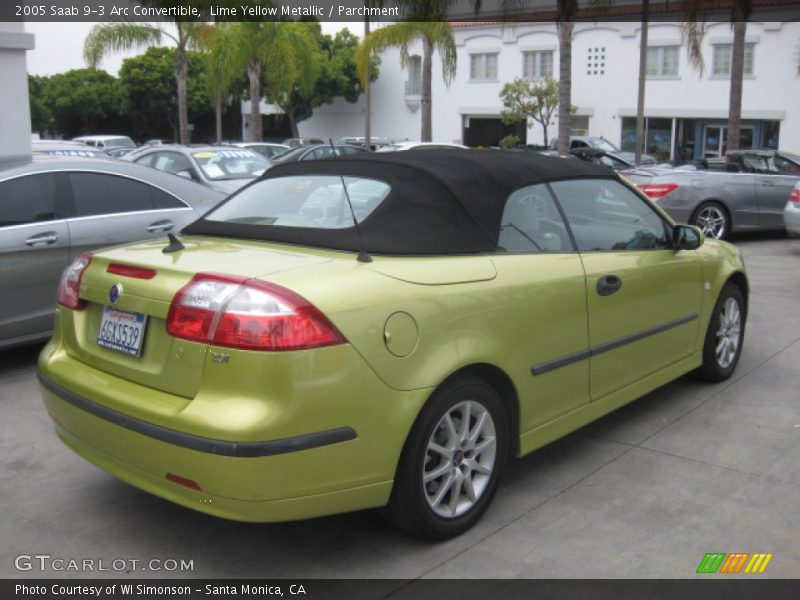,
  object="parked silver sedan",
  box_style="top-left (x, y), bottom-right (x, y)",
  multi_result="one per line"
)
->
top-left (0, 156), bottom-right (225, 349)
top-left (123, 144), bottom-right (270, 194)
top-left (624, 150), bottom-right (800, 239)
